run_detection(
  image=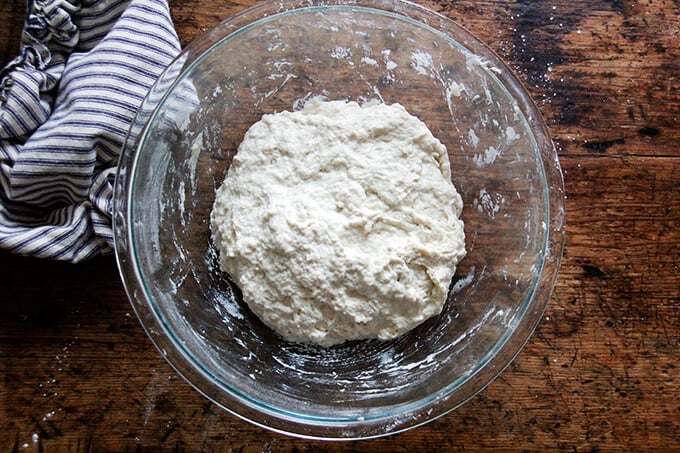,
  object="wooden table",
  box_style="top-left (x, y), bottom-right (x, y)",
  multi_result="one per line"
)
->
top-left (1, 0), bottom-right (678, 451)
